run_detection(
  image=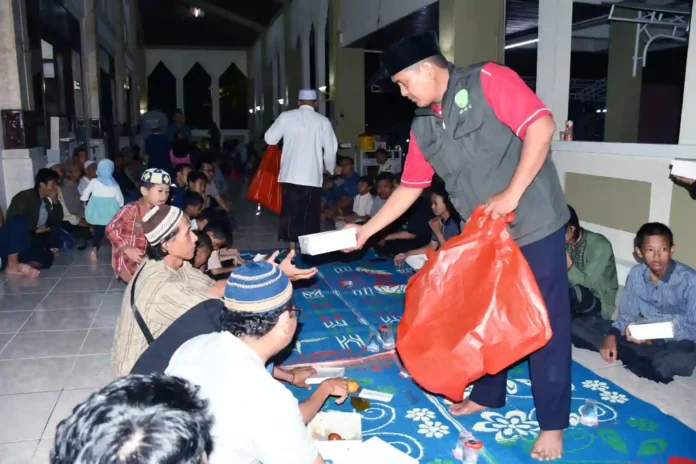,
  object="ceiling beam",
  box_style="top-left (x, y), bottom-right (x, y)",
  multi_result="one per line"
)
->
top-left (186, 0), bottom-right (266, 32)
